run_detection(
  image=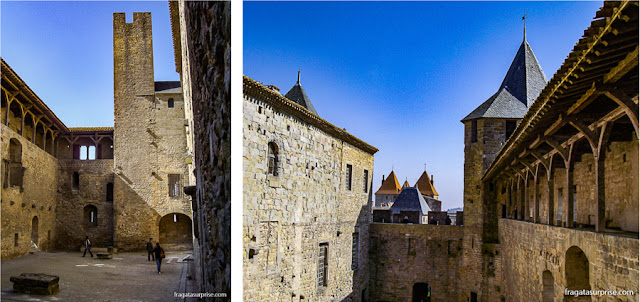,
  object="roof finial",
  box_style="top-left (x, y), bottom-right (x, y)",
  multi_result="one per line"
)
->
top-left (424, 163), bottom-right (426, 172)
top-left (522, 9), bottom-right (527, 42)
top-left (297, 70), bottom-right (301, 84)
